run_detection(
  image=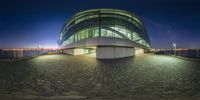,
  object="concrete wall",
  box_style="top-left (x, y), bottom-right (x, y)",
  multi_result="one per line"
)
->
top-left (62, 46), bottom-right (144, 59)
top-left (96, 47), bottom-right (135, 59)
